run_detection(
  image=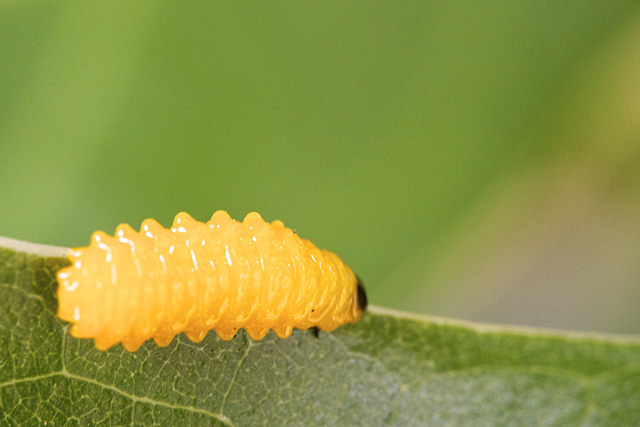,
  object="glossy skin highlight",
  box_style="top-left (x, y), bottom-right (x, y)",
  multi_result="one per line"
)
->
top-left (56, 211), bottom-right (365, 351)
